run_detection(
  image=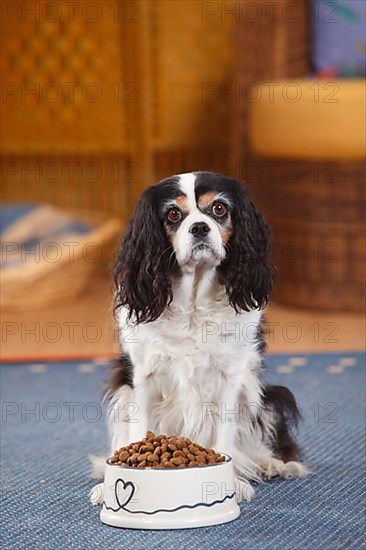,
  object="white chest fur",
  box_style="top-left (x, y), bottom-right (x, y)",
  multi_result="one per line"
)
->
top-left (118, 269), bottom-right (263, 446)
